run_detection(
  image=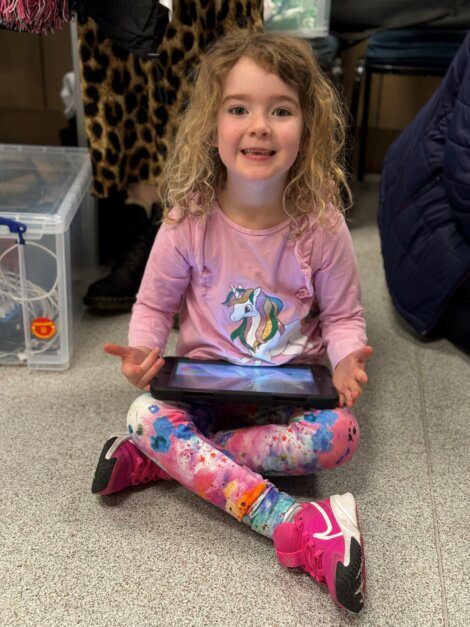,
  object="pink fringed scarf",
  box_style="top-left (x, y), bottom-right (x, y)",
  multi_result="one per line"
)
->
top-left (0, 0), bottom-right (71, 33)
